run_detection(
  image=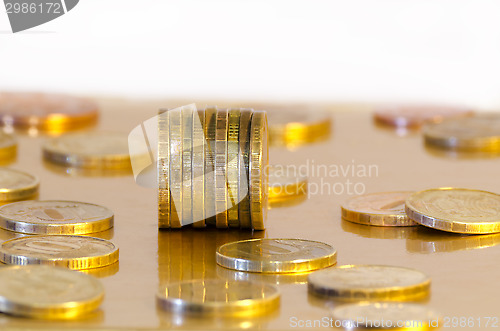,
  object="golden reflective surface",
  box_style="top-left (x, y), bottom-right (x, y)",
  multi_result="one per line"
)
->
top-left (0, 98), bottom-right (499, 329)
